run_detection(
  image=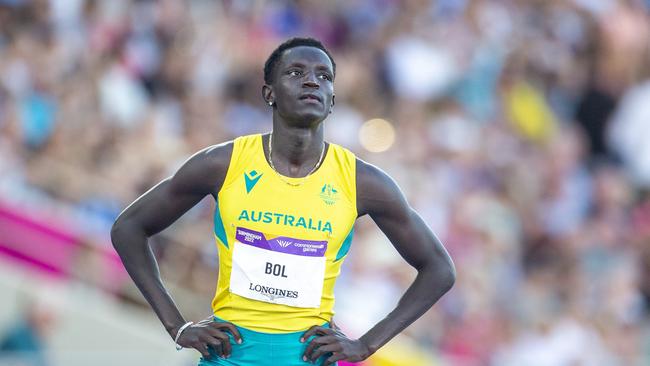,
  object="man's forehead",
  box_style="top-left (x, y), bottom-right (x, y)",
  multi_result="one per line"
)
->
top-left (279, 46), bottom-right (333, 69)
